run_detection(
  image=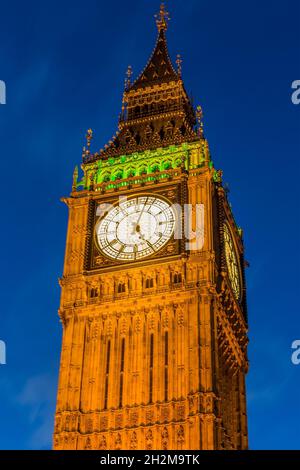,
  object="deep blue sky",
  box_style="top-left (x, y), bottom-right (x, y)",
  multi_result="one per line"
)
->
top-left (0, 0), bottom-right (299, 450)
